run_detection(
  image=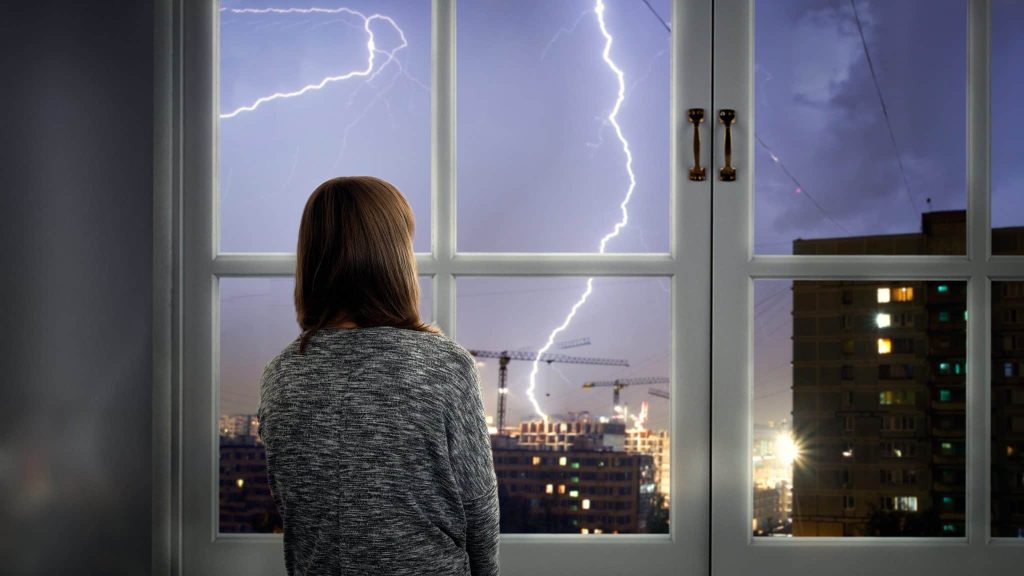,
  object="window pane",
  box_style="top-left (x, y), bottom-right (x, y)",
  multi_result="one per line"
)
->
top-left (219, 2), bottom-right (431, 253)
top-left (218, 276), bottom-right (432, 533)
top-left (457, 276), bottom-right (671, 533)
top-left (992, 0), bottom-right (1024, 255)
top-left (754, 280), bottom-right (966, 537)
top-left (992, 281), bottom-right (1024, 537)
top-left (754, 0), bottom-right (966, 255)
top-left (457, 0), bottom-right (670, 253)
